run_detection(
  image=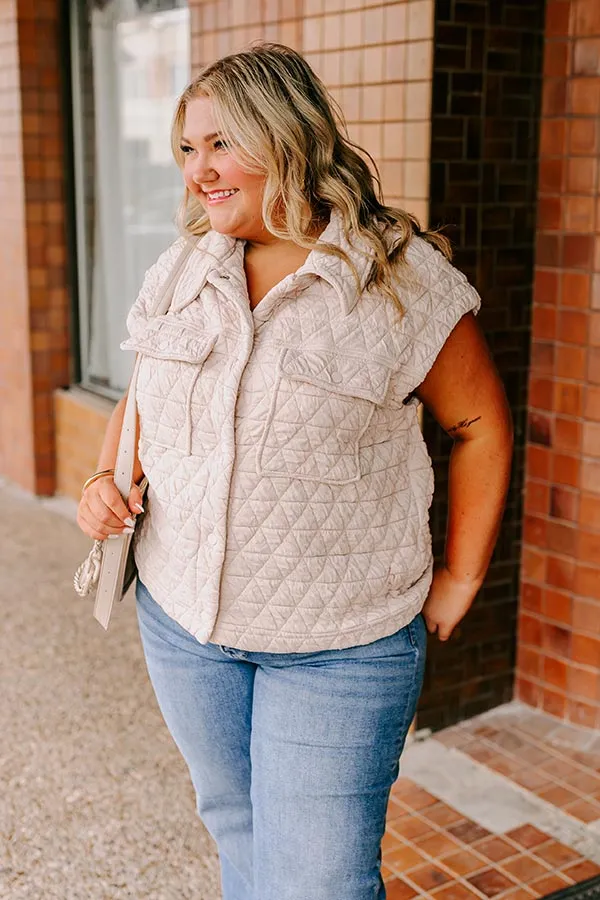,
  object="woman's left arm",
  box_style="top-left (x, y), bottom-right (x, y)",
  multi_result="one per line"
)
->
top-left (415, 312), bottom-right (514, 641)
